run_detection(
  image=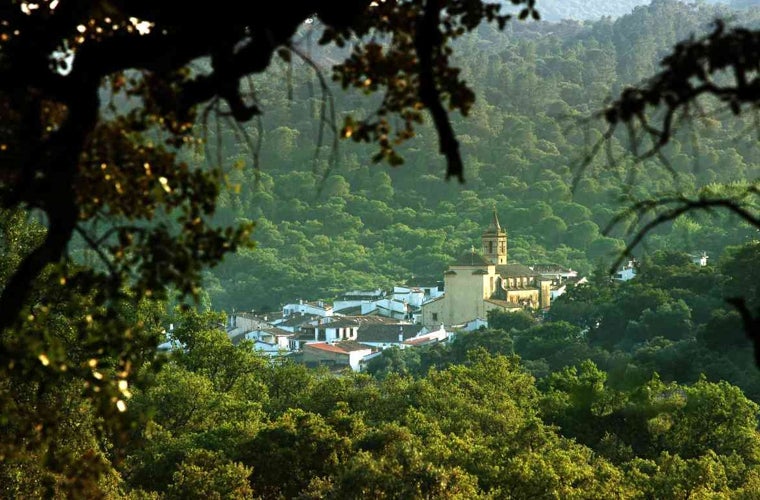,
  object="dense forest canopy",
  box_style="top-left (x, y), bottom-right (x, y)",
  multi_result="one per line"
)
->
top-left (2, 0), bottom-right (760, 497)
top-left (206, 0), bottom-right (760, 314)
